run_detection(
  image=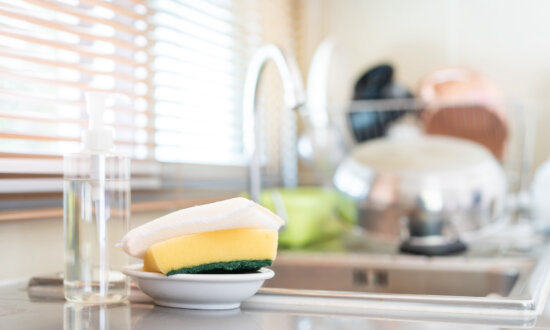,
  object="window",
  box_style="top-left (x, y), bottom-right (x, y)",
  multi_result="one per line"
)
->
top-left (0, 0), bottom-right (301, 220)
top-left (150, 0), bottom-right (257, 164)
